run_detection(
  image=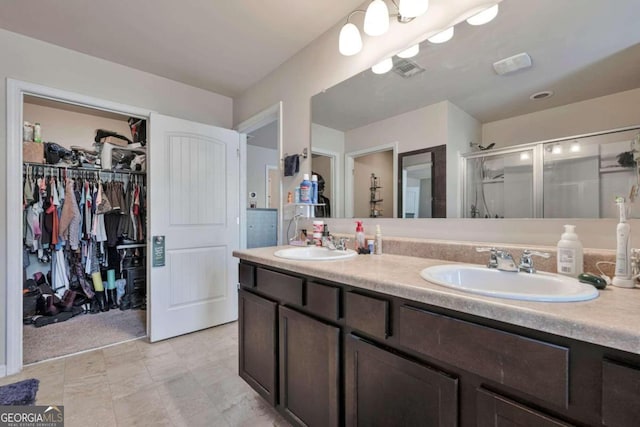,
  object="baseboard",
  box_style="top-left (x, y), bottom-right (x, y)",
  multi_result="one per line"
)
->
top-left (0, 364), bottom-right (6, 378)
